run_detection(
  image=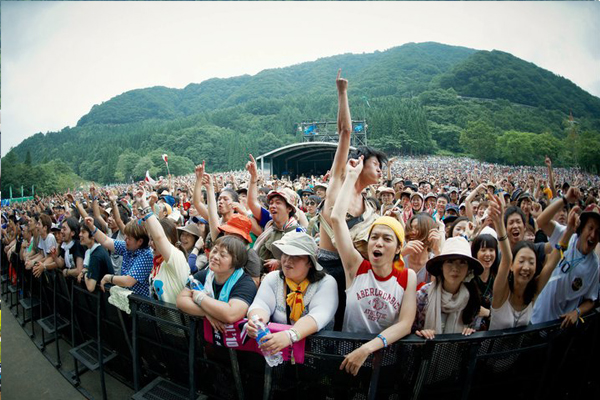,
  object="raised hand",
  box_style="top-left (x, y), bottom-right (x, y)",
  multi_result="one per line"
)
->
top-left (346, 156), bottom-right (364, 177)
top-left (134, 187), bottom-right (149, 207)
top-left (336, 68), bottom-right (348, 94)
top-left (487, 195), bottom-right (504, 226)
top-left (566, 206), bottom-right (581, 232)
top-left (531, 202), bottom-right (542, 219)
top-left (84, 216), bottom-right (95, 230)
top-left (545, 155), bottom-right (552, 168)
top-left (246, 154), bottom-right (258, 179)
top-left (565, 187), bottom-right (581, 204)
top-left (195, 161), bottom-right (206, 181)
